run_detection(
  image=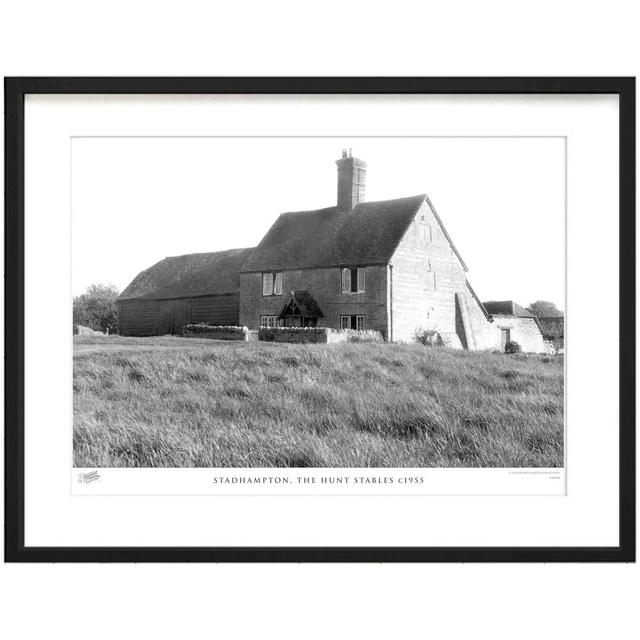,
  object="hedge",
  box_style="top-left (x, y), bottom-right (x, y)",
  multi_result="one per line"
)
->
top-left (183, 324), bottom-right (249, 341)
